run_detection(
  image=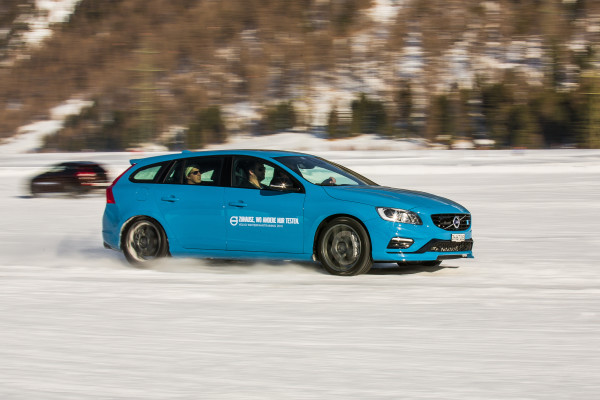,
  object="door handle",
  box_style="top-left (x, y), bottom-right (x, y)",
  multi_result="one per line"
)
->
top-left (228, 201), bottom-right (247, 208)
top-left (161, 195), bottom-right (179, 202)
